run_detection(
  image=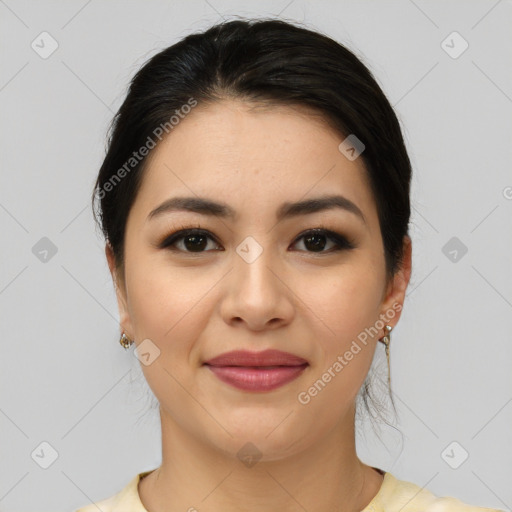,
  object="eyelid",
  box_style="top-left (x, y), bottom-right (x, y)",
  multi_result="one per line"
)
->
top-left (158, 224), bottom-right (356, 252)
top-left (157, 224), bottom-right (222, 250)
top-left (299, 228), bottom-right (355, 250)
